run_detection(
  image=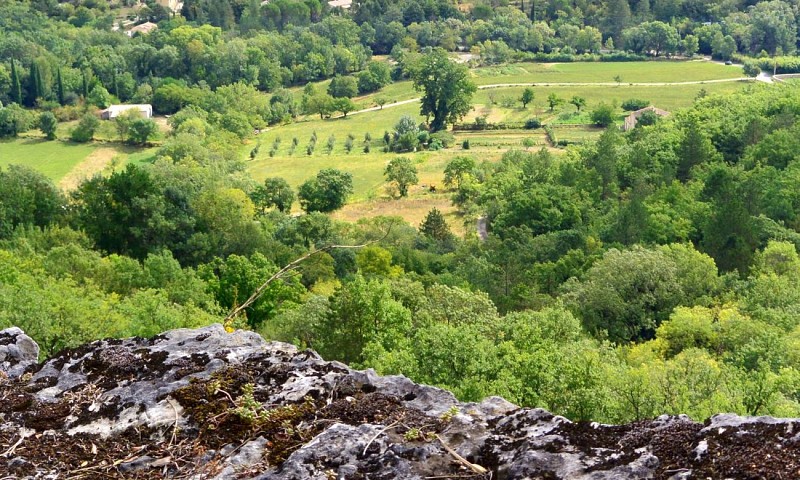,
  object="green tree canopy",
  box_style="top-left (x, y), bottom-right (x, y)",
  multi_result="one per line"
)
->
top-left (298, 168), bottom-right (353, 213)
top-left (410, 48), bottom-right (476, 132)
top-left (384, 156), bottom-right (418, 198)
